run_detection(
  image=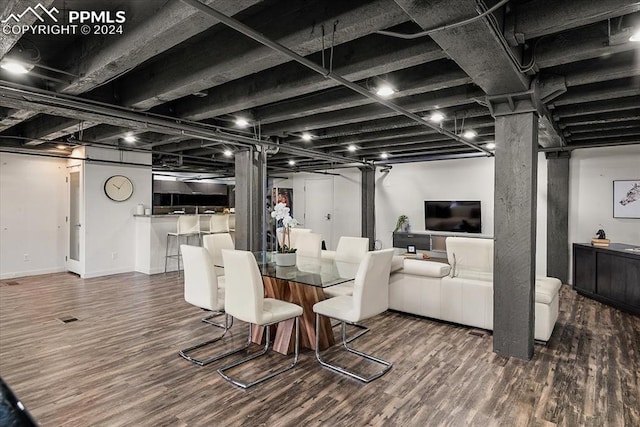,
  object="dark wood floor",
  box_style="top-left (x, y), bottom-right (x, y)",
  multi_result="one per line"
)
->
top-left (1, 272), bottom-right (638, 427)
